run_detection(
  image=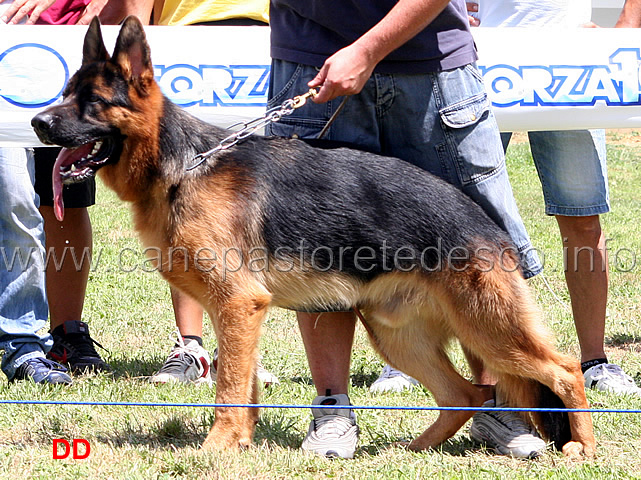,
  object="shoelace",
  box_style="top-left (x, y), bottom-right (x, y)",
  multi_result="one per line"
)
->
top-left (157, 351), bottom-right (197, 374)
top-left (314, 414), bottom-right (354, 439)
top-left (487, 407), bottom-right (536, 436)
top-left (157, 330), bottom-right (200, 374)
top-left (378, 364), bottom-right (405, 380)
top-left (29, 357), bottom-right (69, 372)
top-left (592, 364), bottom-right (638, 386)
top-left (64, 333), bottom-right (107, 357)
